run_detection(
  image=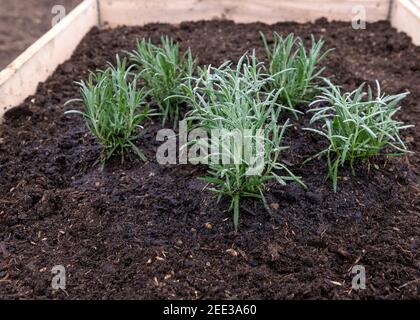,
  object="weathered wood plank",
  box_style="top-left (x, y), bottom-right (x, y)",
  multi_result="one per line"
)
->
top-left (100, 0), bottom-right (389, 27)
top-left (0, 0), bottom-right (98, 119)
top-left (391, 0), bottom-right (420, 45)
